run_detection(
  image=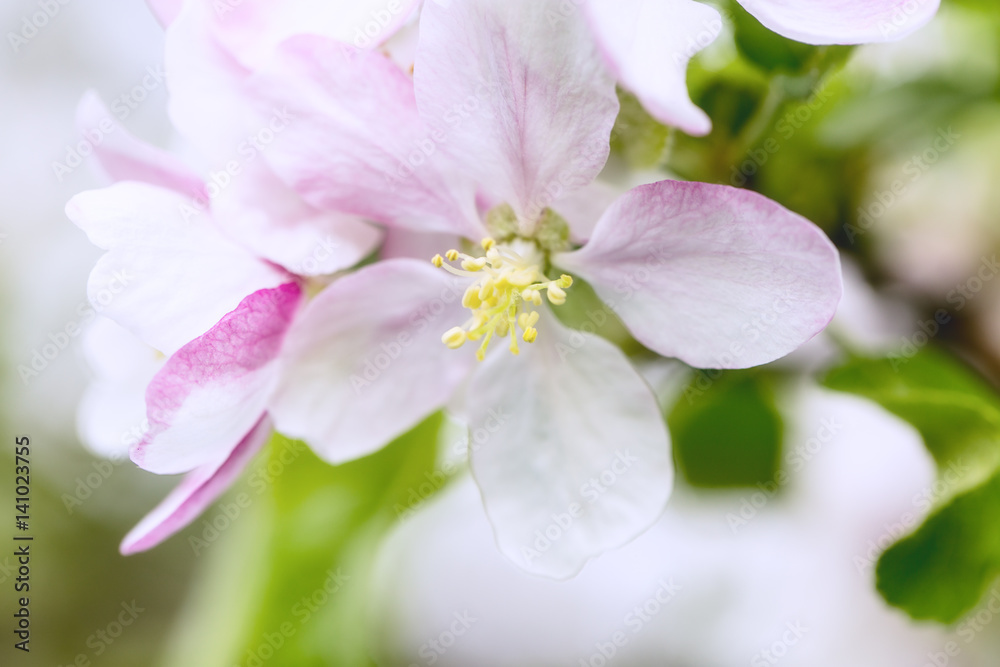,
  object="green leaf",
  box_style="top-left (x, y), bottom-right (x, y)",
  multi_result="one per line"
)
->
top-left (668, 370), bottom-right (783, 488)
top-left (823, 350), bottom-right (1000, 622)
top-left (609, 89), bottom-right (673, 169)
top-left (877, 472), bottom-right (1000, 623)
top-left (824, 350), bottom-right (1000, 498)
top-left (167, 412), bottom-right (448, 667)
